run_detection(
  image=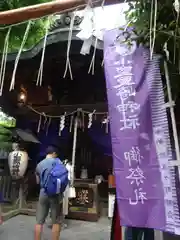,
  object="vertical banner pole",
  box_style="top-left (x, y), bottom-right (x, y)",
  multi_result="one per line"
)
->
top-left (164, 61), bottom-right (180, 165)
top-left (71, 117), bottom-right (78, 186)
